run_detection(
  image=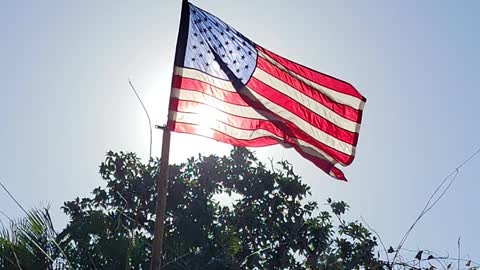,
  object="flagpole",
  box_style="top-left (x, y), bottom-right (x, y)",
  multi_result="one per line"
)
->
top-left (150, 125), bottom-right (171, 270)
top-left (150, 1), bottom-right (188, 269)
